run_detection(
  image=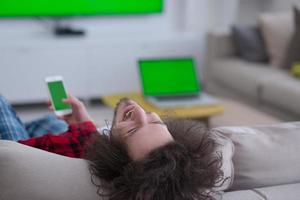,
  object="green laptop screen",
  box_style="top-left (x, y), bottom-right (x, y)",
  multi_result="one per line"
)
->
top-left (139, 58), bottom-right (201, 96)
